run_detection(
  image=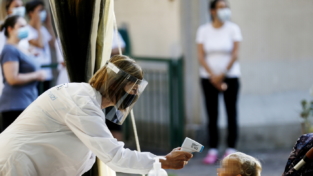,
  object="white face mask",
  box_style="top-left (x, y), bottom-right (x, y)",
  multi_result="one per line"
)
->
top-left (217, 8), bottom-right (231, 22)
top-left (40, 10), bottom-right (47, 22)
top-left (12, 6), bottom-right (26, 17)
top-left (17, 27), bottom-right (29, 40)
